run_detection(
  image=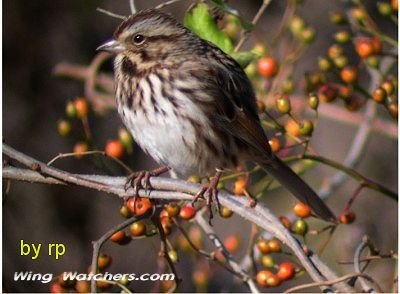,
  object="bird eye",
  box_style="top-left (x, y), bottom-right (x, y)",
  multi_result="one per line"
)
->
top-left (133, 34), bottom-right (145, 44)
